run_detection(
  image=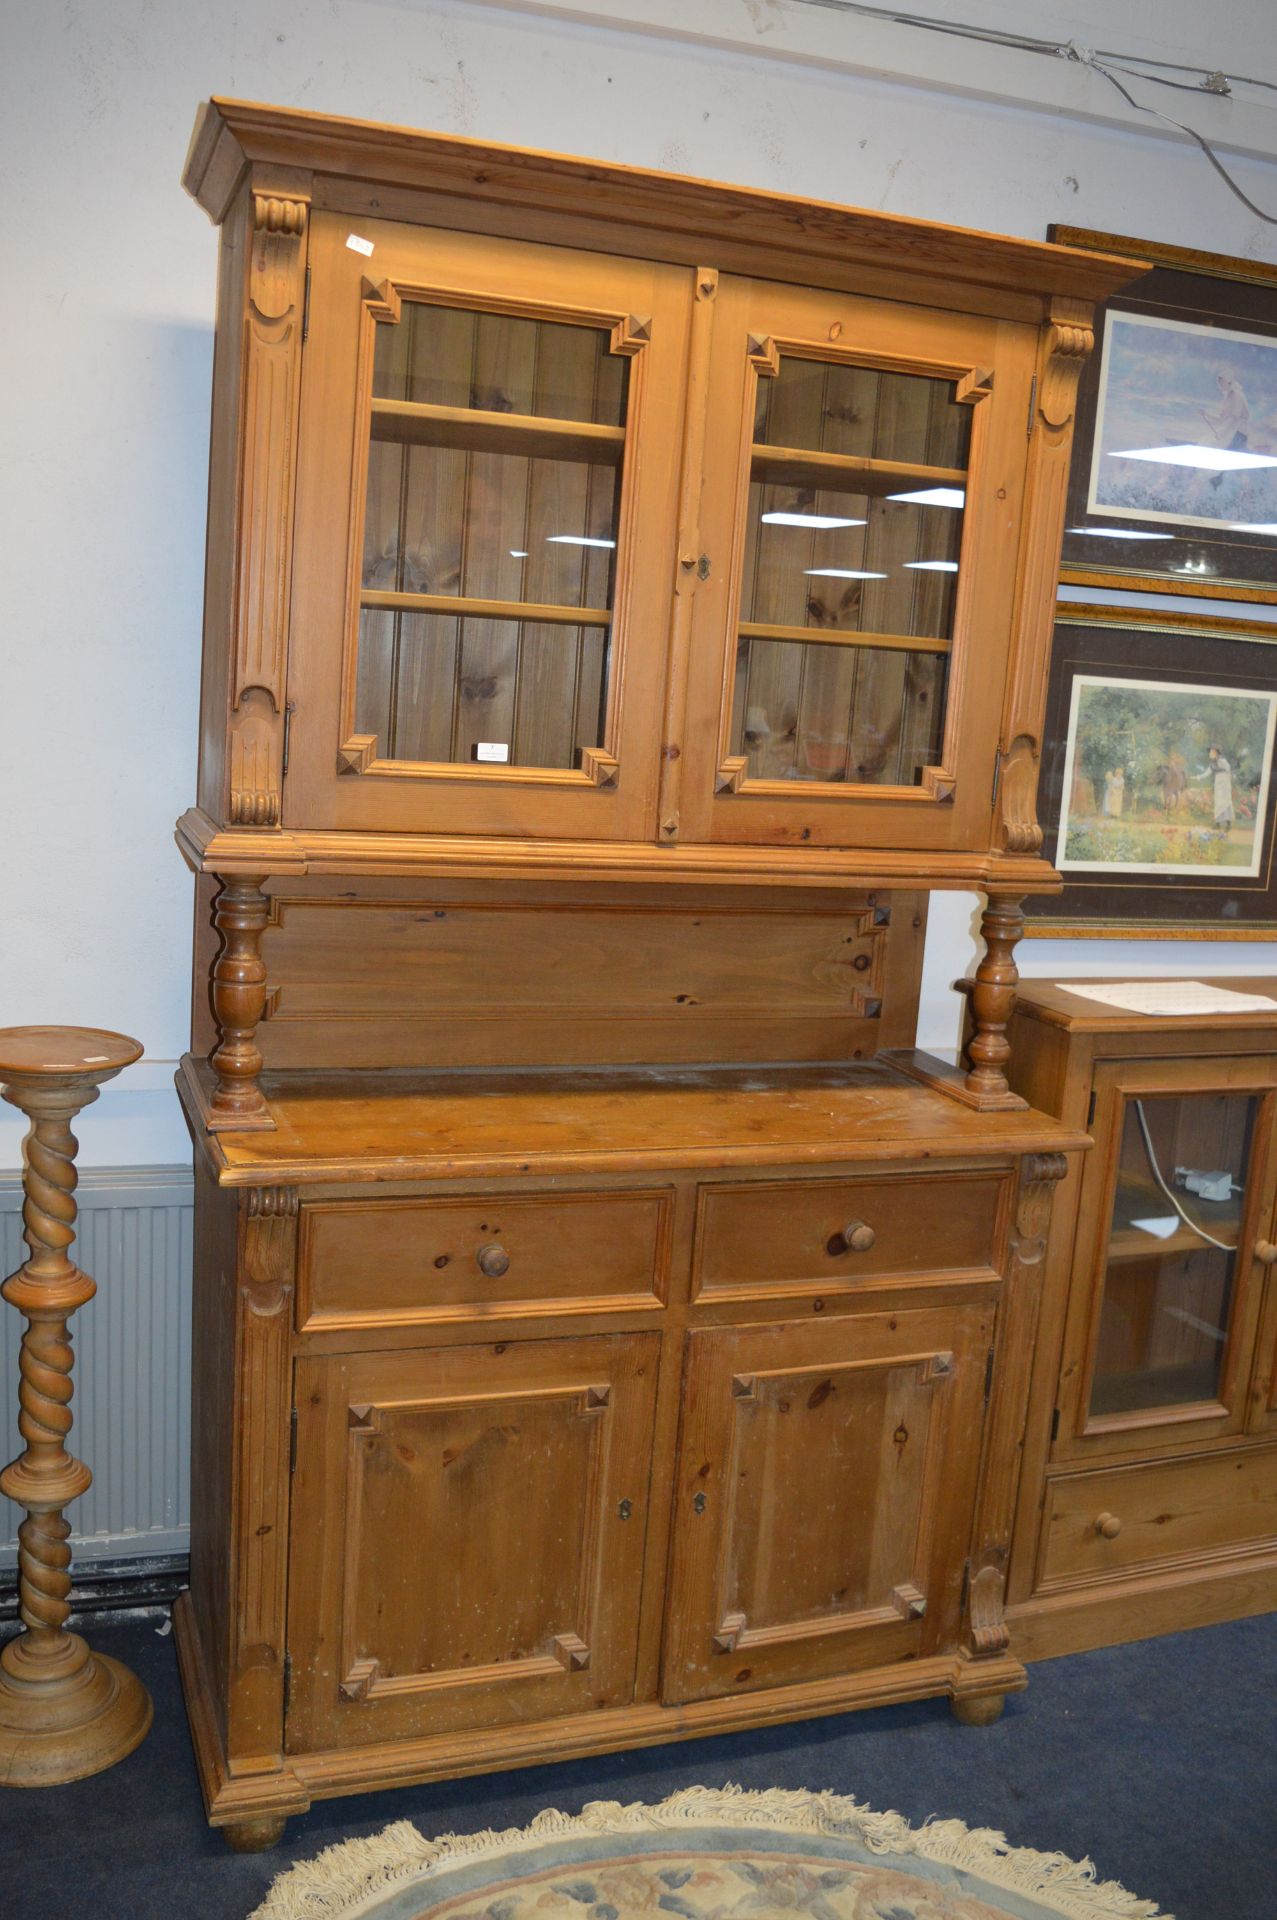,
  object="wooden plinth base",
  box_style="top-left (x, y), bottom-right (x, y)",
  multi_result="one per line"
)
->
top-left (0, 1640), bottom-right (153, 1786)
top-left (174, 1590), bottom-right (1025, 1844)
top-left (882, 1048), bottom-right (1029, 1113)
top-left (177, 1053), bottom-right (277, 1134)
